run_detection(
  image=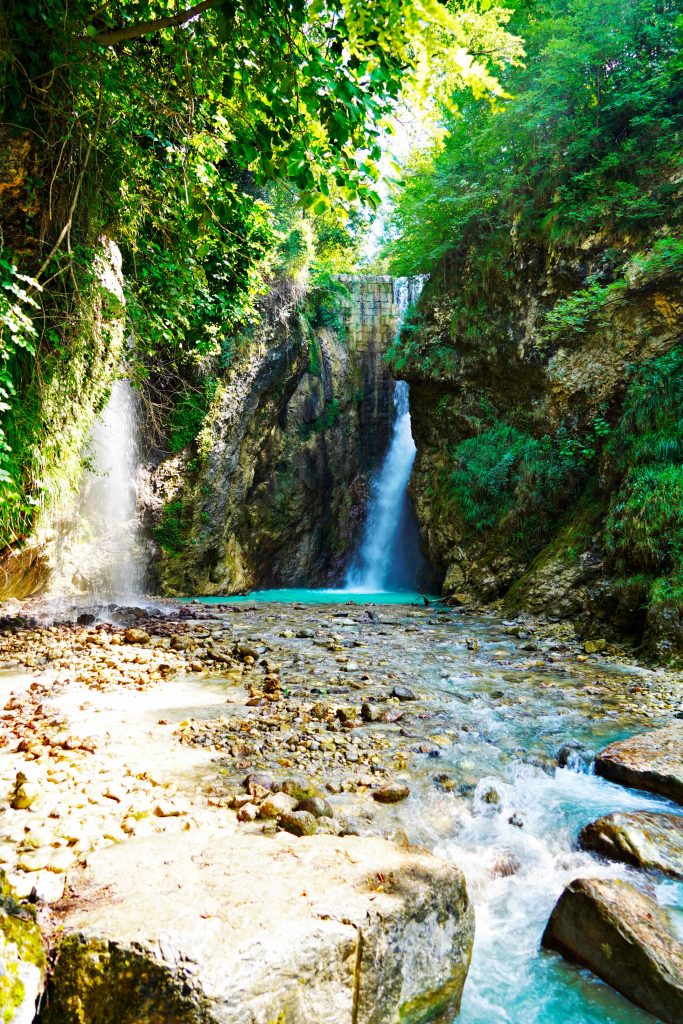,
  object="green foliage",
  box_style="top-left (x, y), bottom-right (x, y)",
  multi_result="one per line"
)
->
top-left (606, 347), bottom-right (683, 610)
top-left (382, 0), bottom-right (683, 346)
top-left (443, 413), bottom-right (610, 545)
top-left (0, 261), bottom-right (39, 498)
top-left (154, 499), bottom-right (186, 556)
top-left (168, 378), bottom-right (219, 453)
